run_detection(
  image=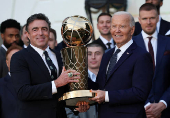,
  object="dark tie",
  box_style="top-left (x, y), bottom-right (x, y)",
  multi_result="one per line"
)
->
top-left (44, 51), bottom-right (57, 80)
top-left (106, 42), bottom-right (111, 49)
top-left (148, 37), bottom-right (155, 70)
top-left (107, 49), bottom-right (121, 80)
